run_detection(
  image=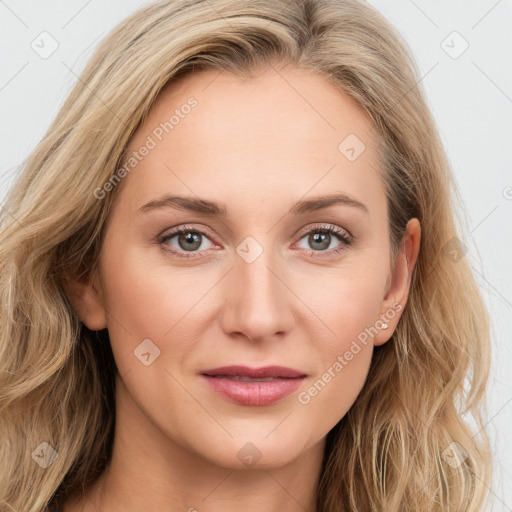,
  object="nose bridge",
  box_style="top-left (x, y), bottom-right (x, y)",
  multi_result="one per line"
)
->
top-left (221, 236), bottom-right (294, 341)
